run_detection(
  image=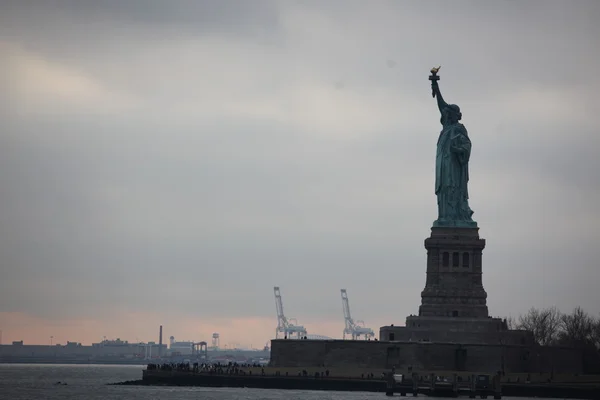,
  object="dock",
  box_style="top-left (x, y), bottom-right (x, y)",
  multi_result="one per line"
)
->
top-left (386, 372), bottom-right (501, 398)
top-left (126, 363), bottom-right (600, 399)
